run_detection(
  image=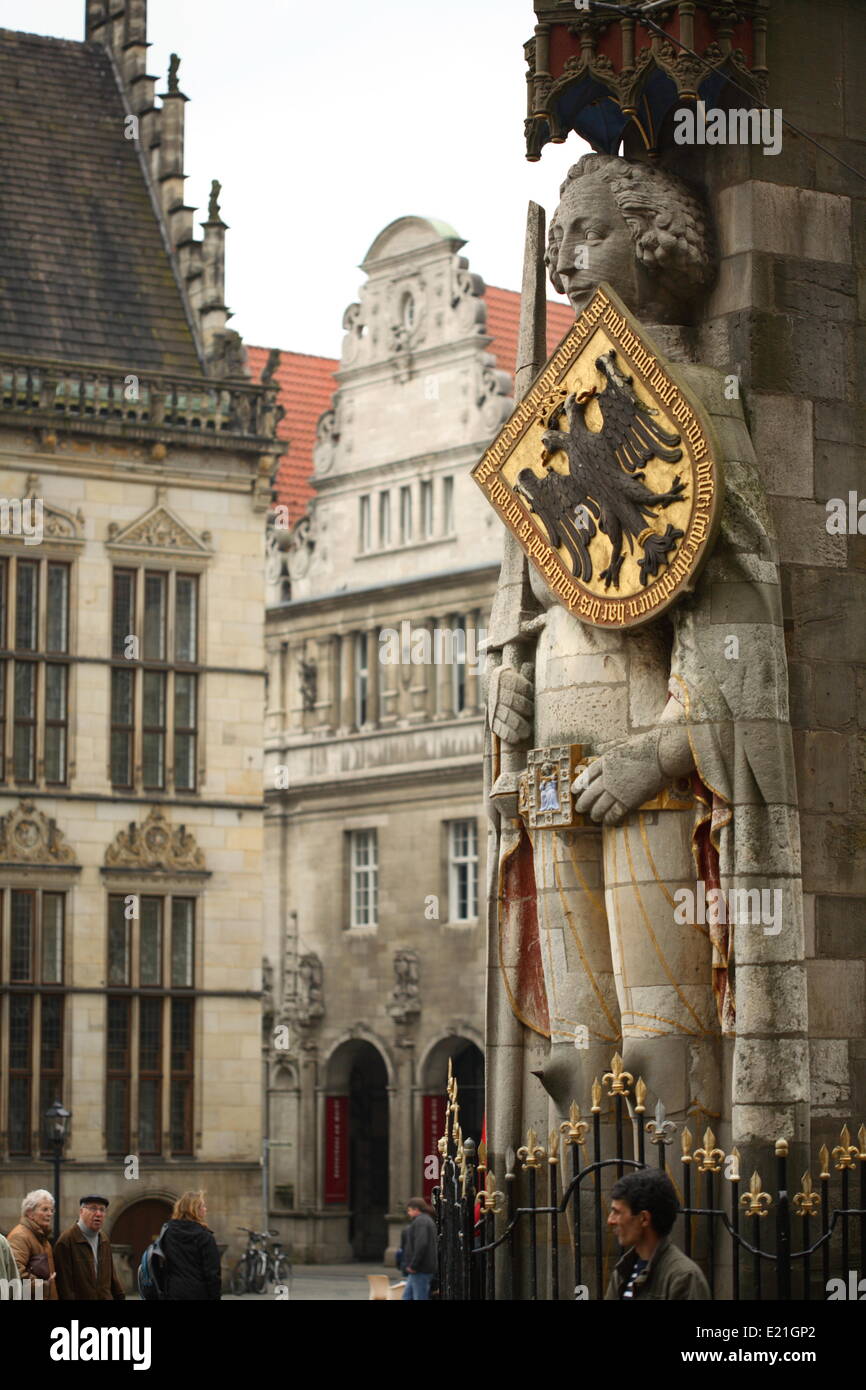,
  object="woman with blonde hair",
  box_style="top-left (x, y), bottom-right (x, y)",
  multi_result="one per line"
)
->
top-left (7, 1189), bottom-right (58, 1299)
top-left (161, 1191), bottom-right (221, 1300)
